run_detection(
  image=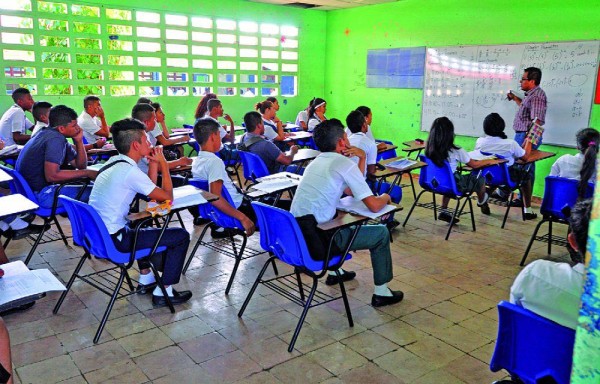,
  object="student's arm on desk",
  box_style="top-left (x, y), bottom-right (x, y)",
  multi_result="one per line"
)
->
top-left (12, 131), bottom-right (30, 145)
top-left (276, 145), bottom-right (298, 165)
top-left (363, 194), bottom-right (392, 212)
top-left (465, 158), bottom-right (497, 169)
top-left (146, 147), bottom-right (173, 201)
top-left (44, 162), bottom-right (97, 182)
top-left (167, 156), bottom-right (193, 170)
top-left (156, 133), bottom-right (189, 147)
top-left (209, 179), bottom-right (255, 235)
